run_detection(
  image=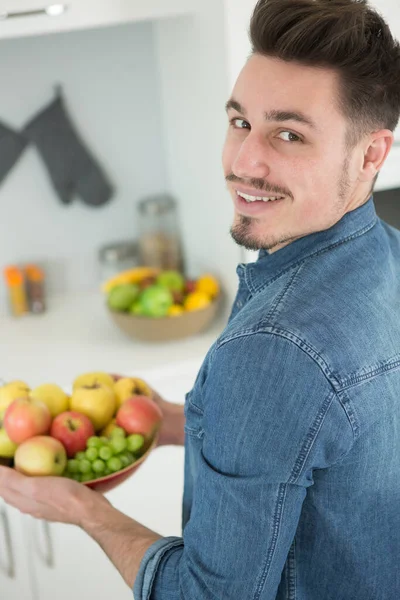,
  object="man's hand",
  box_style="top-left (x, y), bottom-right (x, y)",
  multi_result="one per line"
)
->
top-left (149, 388), bottom-right (185, 447)
top-left (0, 465), bottom-right (109, 525)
